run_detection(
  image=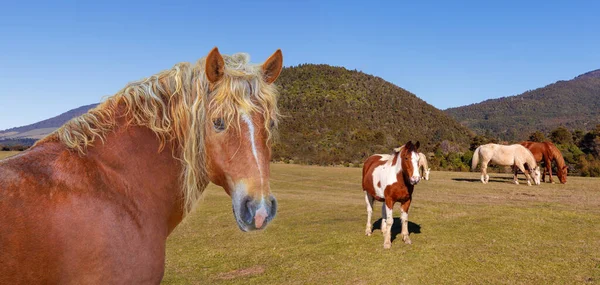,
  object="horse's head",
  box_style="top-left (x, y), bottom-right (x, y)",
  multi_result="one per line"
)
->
top-left (424, 168), bottom-right (431, 181)
top-left (532, 166), bottom-right (541, 185)
top-left (203, 47), bottom-right (283, 232)
top-left (557, 165), bottom-right (568, 184)
top-left (400, 141), bottom-right (421, 185)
